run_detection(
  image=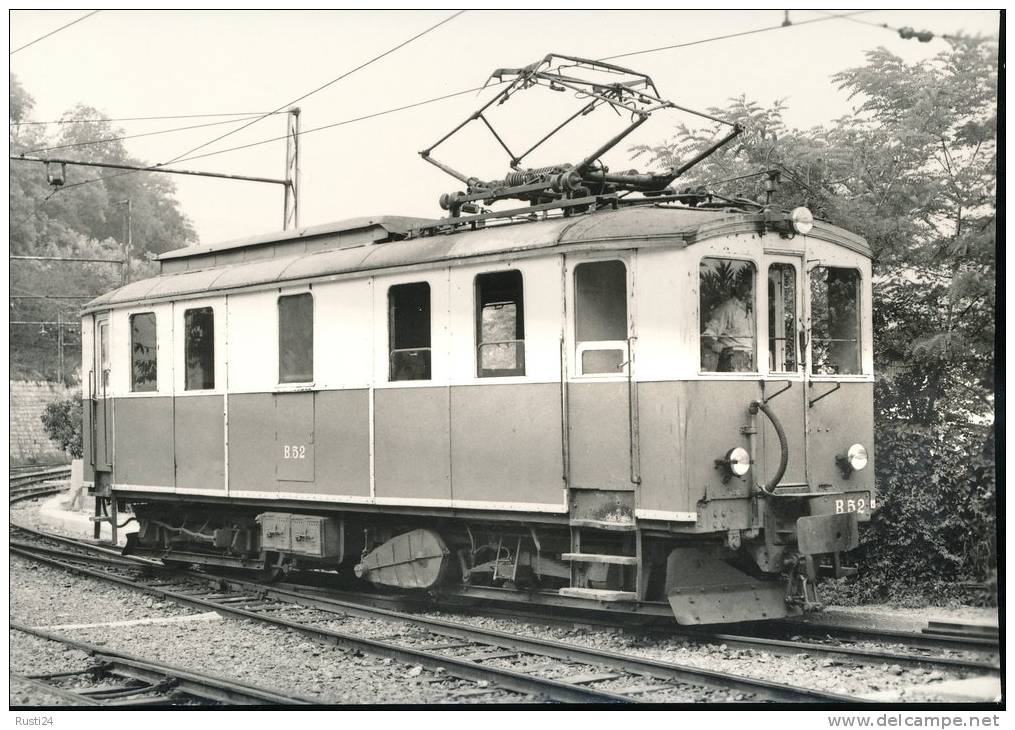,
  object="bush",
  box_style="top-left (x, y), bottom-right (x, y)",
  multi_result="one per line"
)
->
top-left (40, 397), bottom-right (84, 458)
top-left (832, 415), bottom-right (995, 605)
